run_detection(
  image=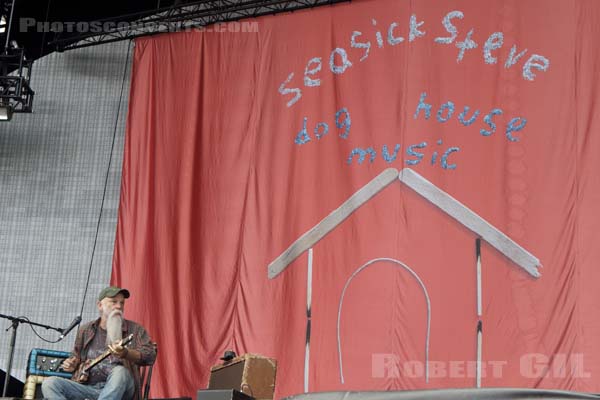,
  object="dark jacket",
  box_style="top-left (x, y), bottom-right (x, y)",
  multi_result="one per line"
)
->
top-left (70, 317), bottom-right (157, 400)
